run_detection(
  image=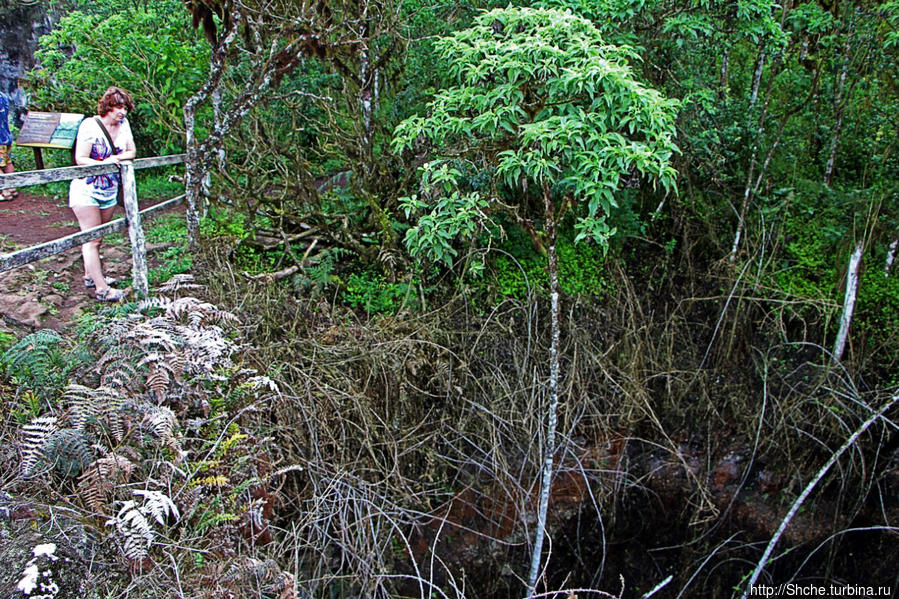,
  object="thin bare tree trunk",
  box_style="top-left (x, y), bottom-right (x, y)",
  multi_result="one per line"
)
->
top-left (730, 55), bottom-right (782, 262)
top-left (719, 47), bottom-right (729, 100)
top-left (360, 23), bottom-right (374, 174)
top-left (730, 0), bottom-right (790, 261)
top-left (885, 239), bottom-right (897, 276)
top-left (833, 240), bottom-right (864, 362)
top-left (748, 50), bottom-right (766, 113)
top-left (823, 40), bottom-right (851, 186)
top-left (526, 187), bottom-right (562, 598)
top-left (740, 391), bottom-right (898, 599)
